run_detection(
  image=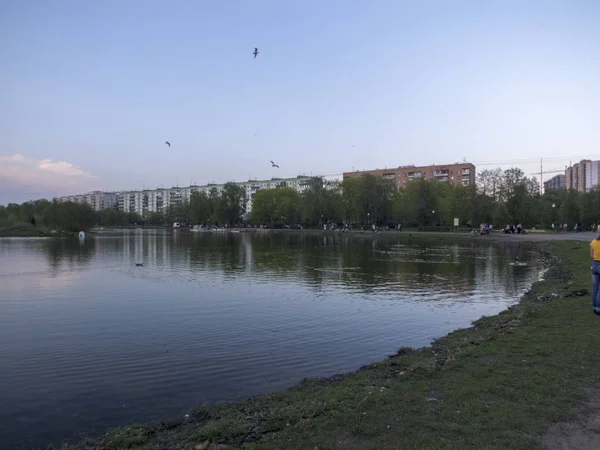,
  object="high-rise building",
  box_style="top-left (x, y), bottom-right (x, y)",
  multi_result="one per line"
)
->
top-left (543, 174), bottom-right (566, 192)
top-left (343, 162), bottom-right (476, 187)
top-left (565, 160), bottom-right (600, 192)
top-left (565, 166), bottom-right (574, 190)
top-left (57, 191), bottom-right (118, 211)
